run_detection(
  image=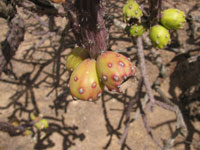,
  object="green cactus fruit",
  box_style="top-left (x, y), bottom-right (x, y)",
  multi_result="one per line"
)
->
top-left (23, 129), bottom-right (33, 136)
top-left (122, 0), bottom-right (142, 22)
top-left (161, 8), bottom-right (186, 30)
top-left (66, 47), bottom-right (90, 72)
top-left (126, 24), bottom-right (146, 37)
top-left (96, 51), bottom-right (136, 92)
top-left (69, 59), bottom-right (103, 101)
top-left (34, 119), bottom-right (49, 130)
top-left (30, 113), bottom-right (38, 121)
top-left (149, 25), bottom-right (171, 49)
